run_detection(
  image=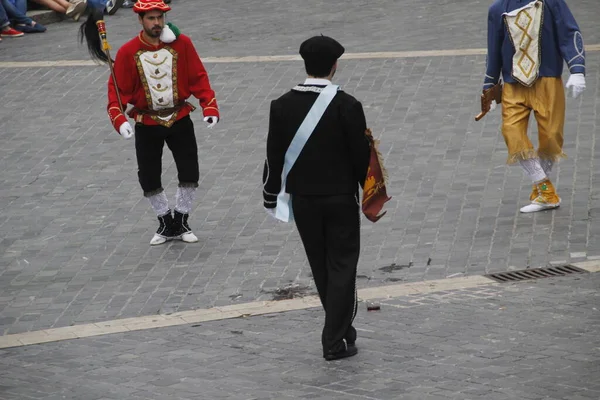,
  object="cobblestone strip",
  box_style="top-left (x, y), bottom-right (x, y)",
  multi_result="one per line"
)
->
top-left (1, 44), bottom-right (599, 68)
top-left (0, 275), bottom-right (493, 349)
top-left (1, 262), bottom-right (597, 350)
